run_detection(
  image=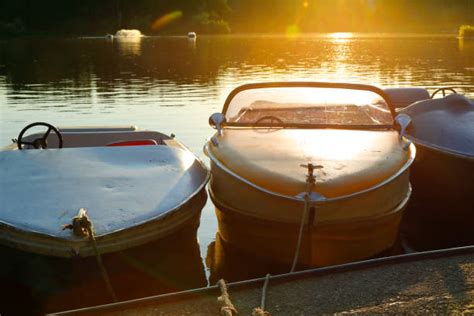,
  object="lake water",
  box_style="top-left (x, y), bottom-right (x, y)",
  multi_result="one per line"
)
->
top-left (1, 34), bottom-right (473, 311)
